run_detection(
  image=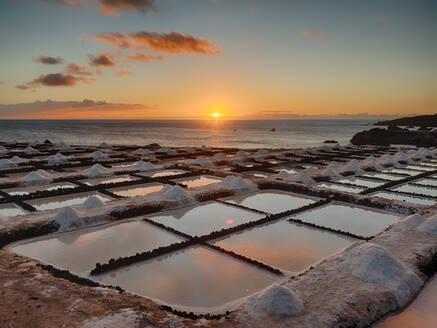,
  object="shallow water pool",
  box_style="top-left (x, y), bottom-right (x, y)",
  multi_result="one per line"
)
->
top-left (214, 220), bottom-right (355, 272)
top-left (26, 192), bottom-right (112, 211)
top-left (336, 178), bottom-right (385, 188)
top-left (318, 183), bottom-right (365, 193)
top-left (291, 203), bottom-right (399, 237)
top-left (3, 182), bottom-right (77, 196)
top-left (93, 245), bottom-right (279, 308)
top-left (372, 191), bottom-right (435, 206)
top-left (109, 183), bottom-right (164, 198)
top-left (0, 203), bottom-right (27, 217)
top-left (224, 191), bottom-right (317, 214)
top-left (360, 173), bottom-right (405, 181)
top-left (149, 202), bottom-right (264, 236)
top-left (10, 220), bottom-right (183, 274)
top-left (173, 175), bottom-right (222, 188)
top-left (391, 184), bottom-right (437, 198)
